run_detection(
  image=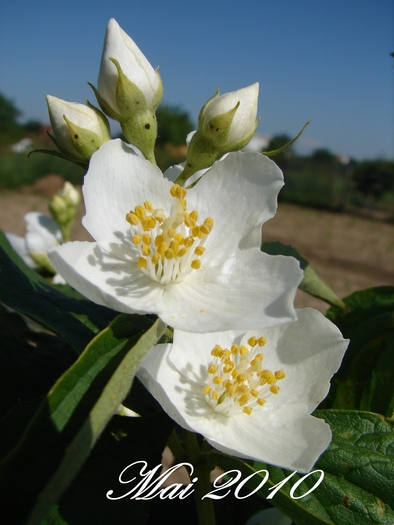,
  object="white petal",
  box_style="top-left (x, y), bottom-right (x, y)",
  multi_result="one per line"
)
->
top-left (48, 241), bottom-right (164, 314)
top-left (98, 19), bottom-right (158, 110)
top-left (187, 151), bottom-right (283, 254)
top-left (138, 345), bottom-right (196, 432)
top-left (160, 248), bottom-right (302, 331)
top-left (205, 405), bottom-right (331, 472)
top-left (24, 212), bottom-right (62, 254)
top-left (6, 233), bottom-right (37, 268)
top-left (82, 139), bottom-right (173, 244)
top-left (251, 308), bottom-right (349, 411)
